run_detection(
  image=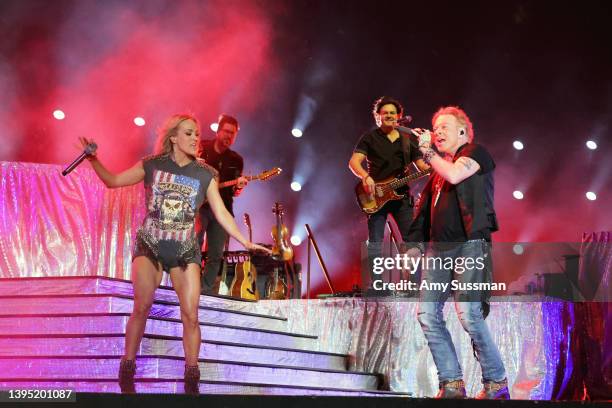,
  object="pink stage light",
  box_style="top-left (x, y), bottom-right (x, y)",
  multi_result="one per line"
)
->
top-left (133, 117), bottom-right (145, 127)
top-left (586, 191), bottom-right (597, 201)
top-left (513, 140), bottom-right (524, 150)
top-left (210, 123), bottom-right (218, 132)
top-left (586, 140), bottom-right (597, 150)
top-left (513, 190), bottom-right (524, 200)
